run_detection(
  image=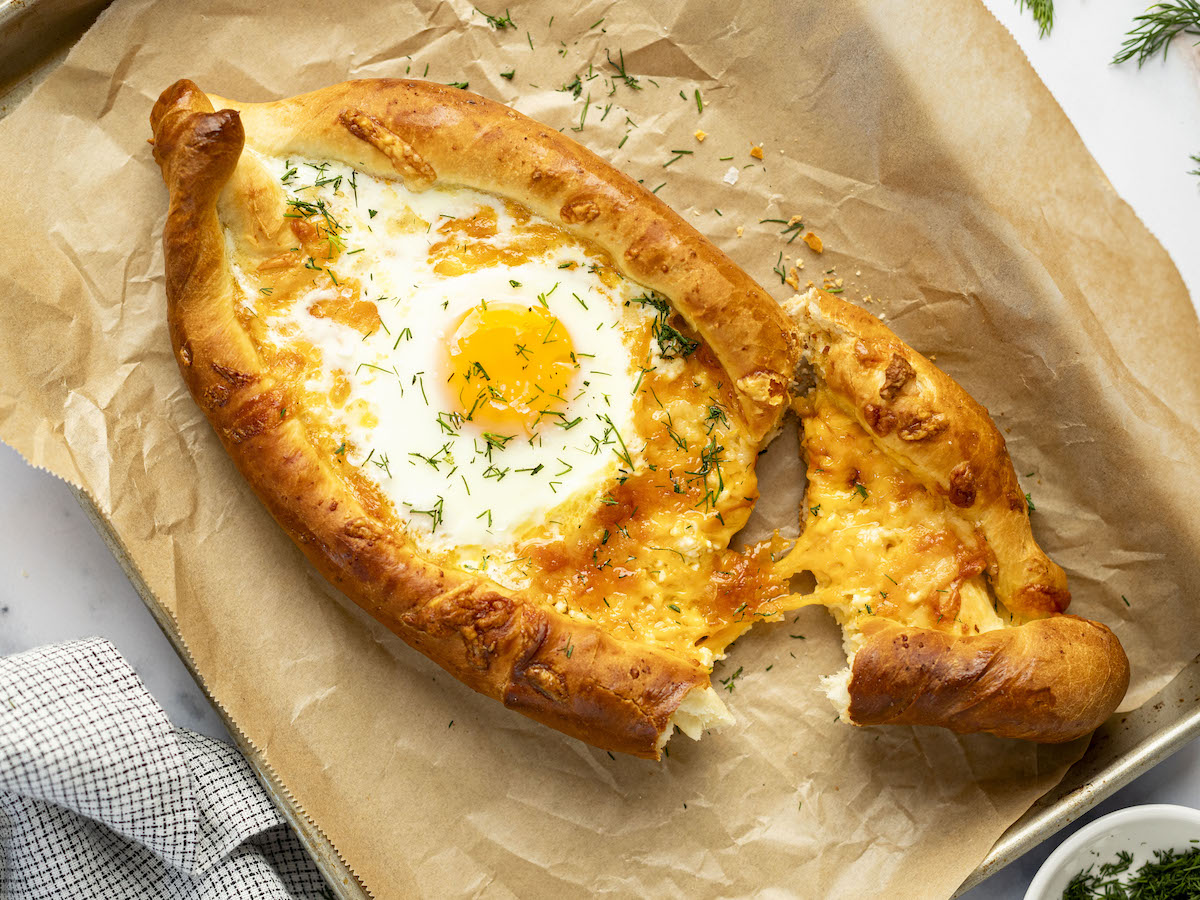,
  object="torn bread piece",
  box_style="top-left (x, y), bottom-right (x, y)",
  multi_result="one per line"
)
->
top-left (778, 288), bottom-right (1129, 742)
